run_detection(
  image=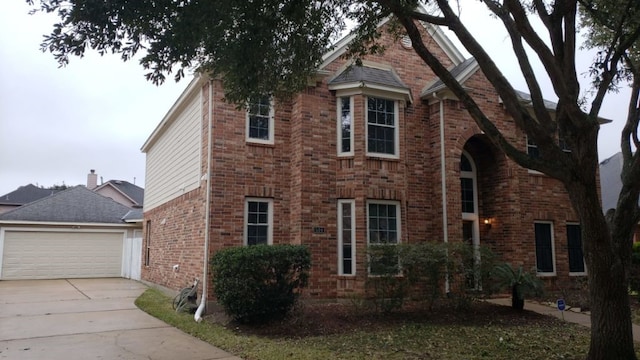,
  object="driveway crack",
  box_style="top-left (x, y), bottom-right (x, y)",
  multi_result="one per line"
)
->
top-left (66, 279), bottom-right (91, 299)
